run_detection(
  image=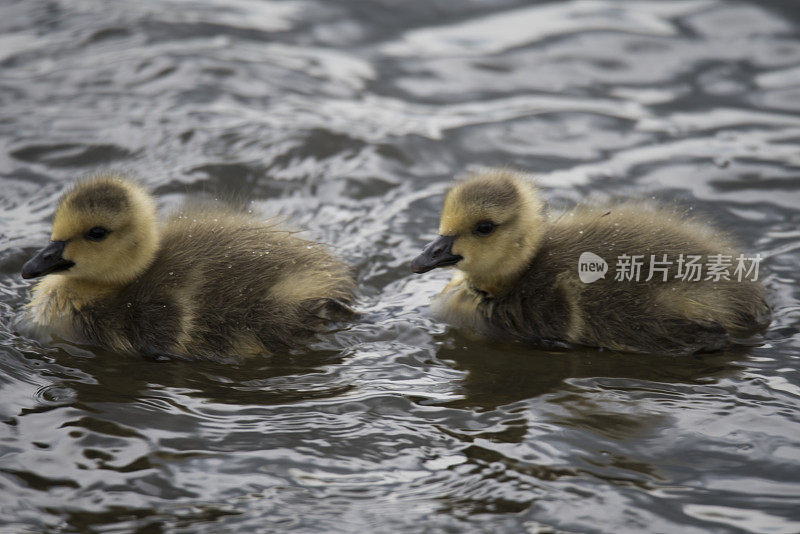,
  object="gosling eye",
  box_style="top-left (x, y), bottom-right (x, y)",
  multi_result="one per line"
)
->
top-left (473, 220), bottom-right (496, 237)
top-left (84, 226), bottom-right (110, 242)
